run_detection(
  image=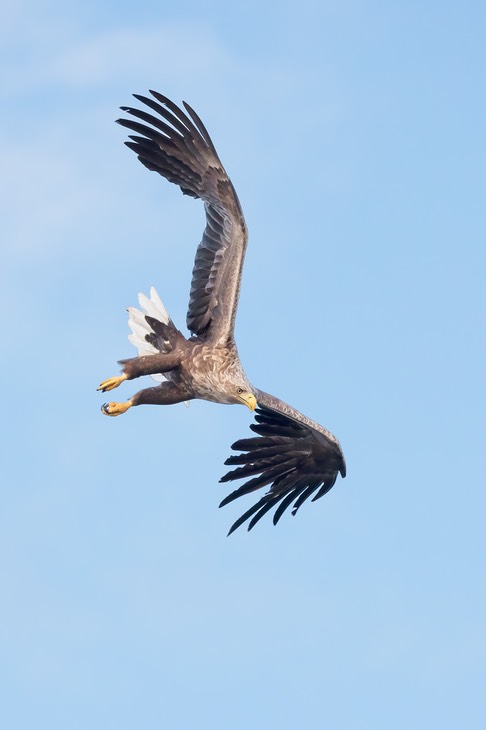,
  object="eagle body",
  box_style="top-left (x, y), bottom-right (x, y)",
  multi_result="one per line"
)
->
top-left (99, 91), bottom-right (346, 534)
top-left (180, 343), bottom-right (246, 402)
